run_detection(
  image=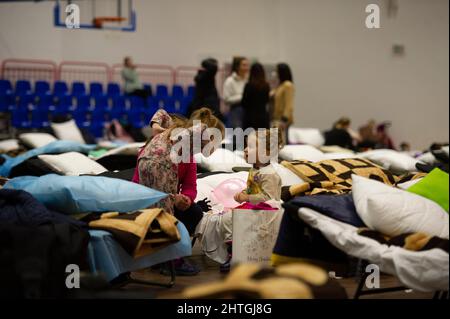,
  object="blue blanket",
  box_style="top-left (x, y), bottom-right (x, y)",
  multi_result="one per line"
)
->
top-left (87, 222), bottom-right (192, 281)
